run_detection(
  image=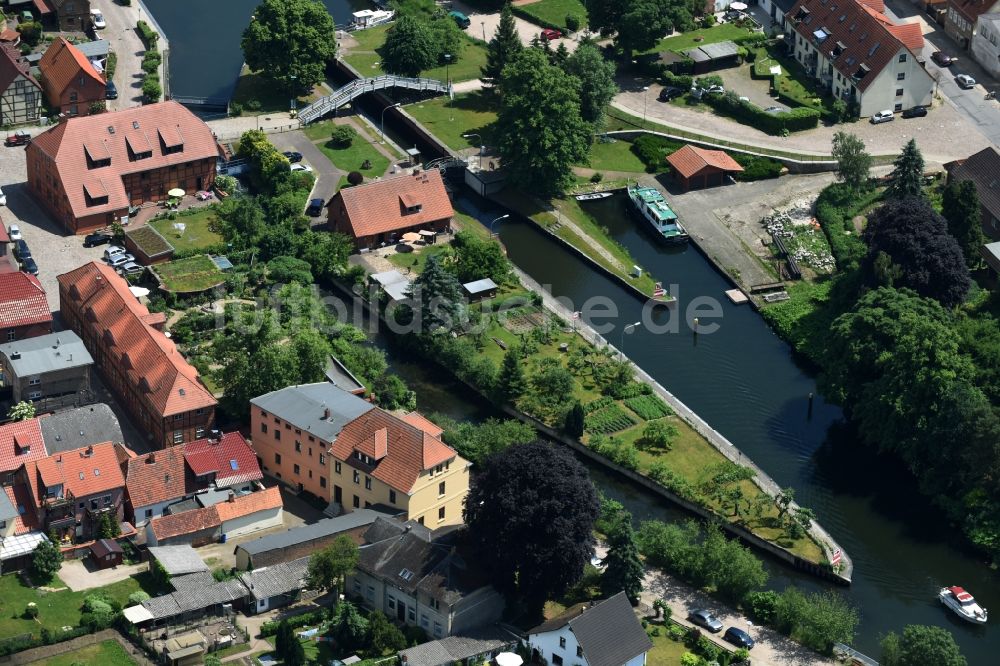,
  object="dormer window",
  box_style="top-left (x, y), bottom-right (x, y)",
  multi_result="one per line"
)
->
top-left (354, 451), bottom-right (374, 465)
top-left (854, 63), bottom-right (870, 79)
top-left (400, 192), bottom-right (423, 214)
top-left (833, 41), bottom-right (847, 57)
